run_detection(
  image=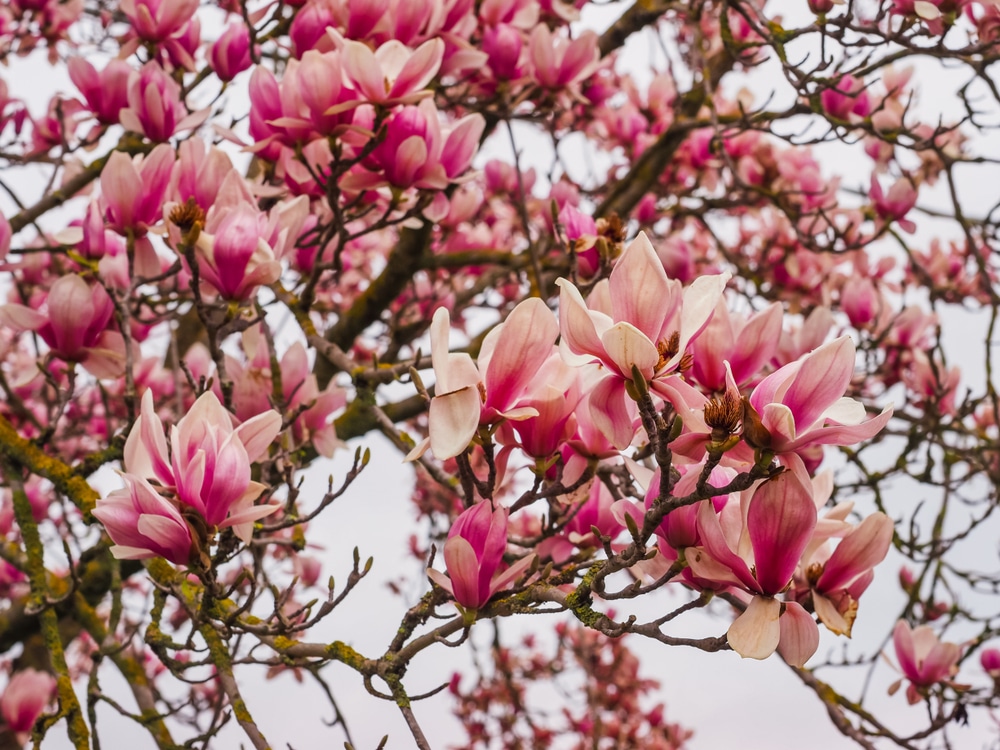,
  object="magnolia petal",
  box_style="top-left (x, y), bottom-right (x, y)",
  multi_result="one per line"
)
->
top-left (556, 278), bottom-right (612, 366)
top-left (442, 535), bottom-right (487, 609)
top-left (426, 567), bottom-right (455, 596)
top-left (675, 272), bottom-right (731, 363)
top-left (777, 600), bottom-right (820, 667)
top-left (236, 409), bottom-right (283, 463)
top-left (814, 591), bottom-right (857, 636)
top-left (484, 297), bottom-right (558, 411)
top-left (607, 232), bottom-right (672, 342)
top-left (747, 472), bottom-right (817, 596)
top-left (429, 386), bottom-right (481, 459)
top-left (816, 513), bottom-right (893, 592)
top-left (728, 596), bottom-right (782, 660)
top-left (601, 322), bottom-right (659, 381)
top-left (782, 336), bottom-right (855, 433)
top-left (820, 397), bottom-right (867, 425)
top-left (489, 553), bottom-right (536, 596)
top-left (588, 376), bottom-right (635, 451)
